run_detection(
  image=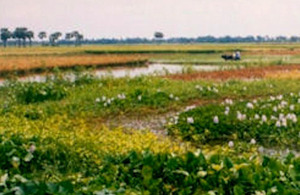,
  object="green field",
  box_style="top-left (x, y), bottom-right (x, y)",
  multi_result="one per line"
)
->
top-left (0, 44), bottom-right (299, 194)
